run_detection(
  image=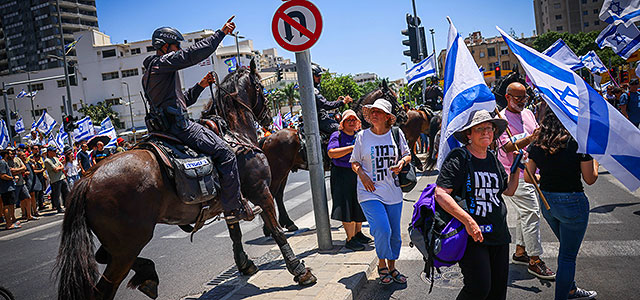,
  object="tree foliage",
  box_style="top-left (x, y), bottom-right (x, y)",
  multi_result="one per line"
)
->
top-left (532, 31), bottom-right (625, 67)
top-left (78, 102), bottom-right (122, 128)
top-left (281, 82), bottom-right (299, 113)
top-left (318, 72), bottom-right (363, 102)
